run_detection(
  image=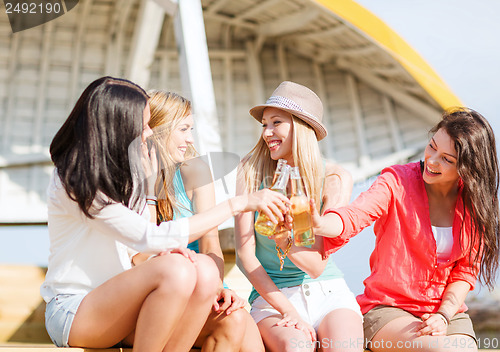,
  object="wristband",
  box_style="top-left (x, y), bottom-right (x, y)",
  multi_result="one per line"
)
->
top-left (436, 311), bottom-right (450, 325)
top-left (146, 199), bottom-right (157, 205)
